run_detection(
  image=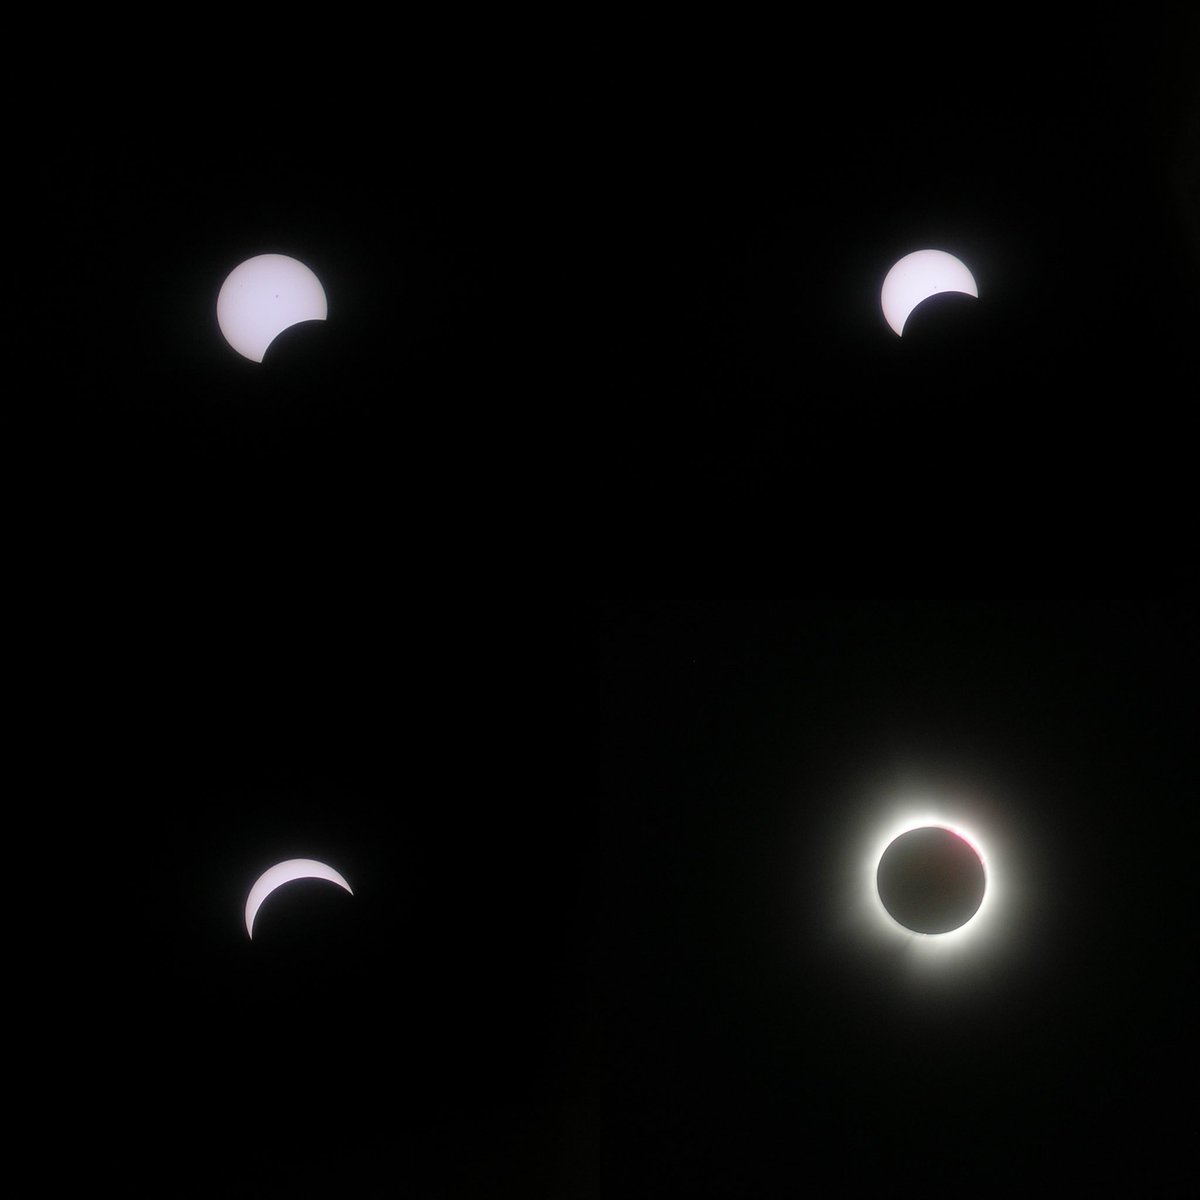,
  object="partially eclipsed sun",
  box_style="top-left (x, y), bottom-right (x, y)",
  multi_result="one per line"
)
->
top-left (880, 248), bottom-right (978, 336)
top-left (216, 253), bottom-right (328, 363)
top-left (245, 858), bottom-right (353, 939)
